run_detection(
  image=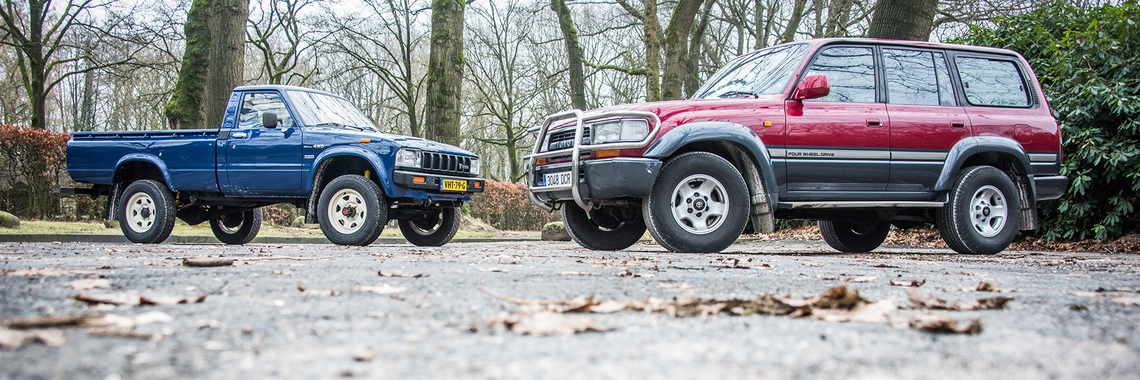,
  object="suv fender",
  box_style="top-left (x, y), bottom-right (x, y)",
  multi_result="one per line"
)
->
top-left (935, 136), bottom-right (1037, 230)
top-left (643, 122), bottom-right (779, 232)
top-left (306, 146), bottom-right (388, 222)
